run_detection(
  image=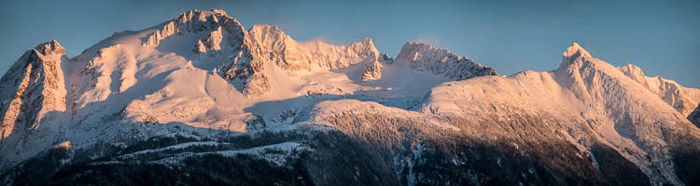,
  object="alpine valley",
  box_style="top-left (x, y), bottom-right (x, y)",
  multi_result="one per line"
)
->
top-left (1, 9), bottom-right (699, 186)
